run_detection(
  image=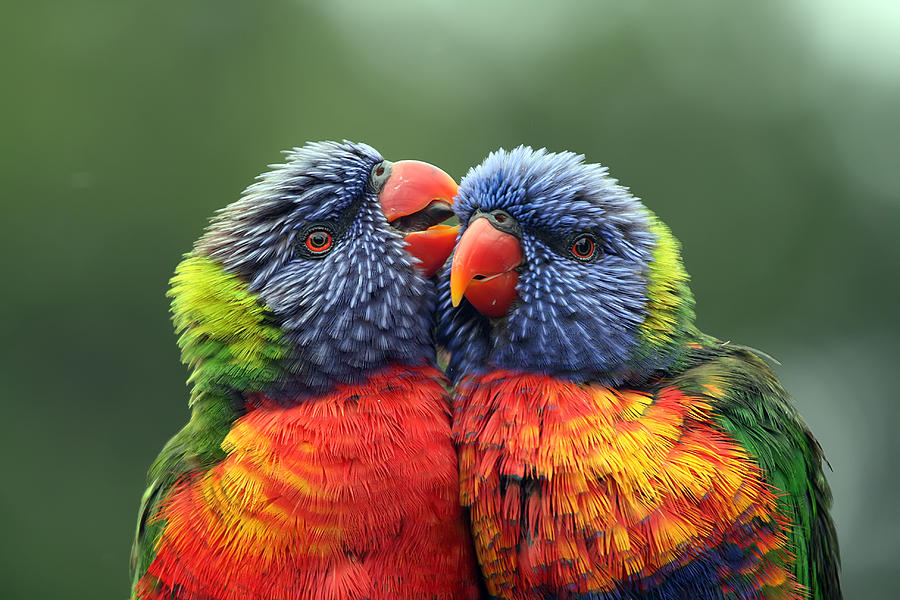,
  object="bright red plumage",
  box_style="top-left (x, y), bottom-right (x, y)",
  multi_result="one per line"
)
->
top-left (136, 366), bottom-right (480, 600)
